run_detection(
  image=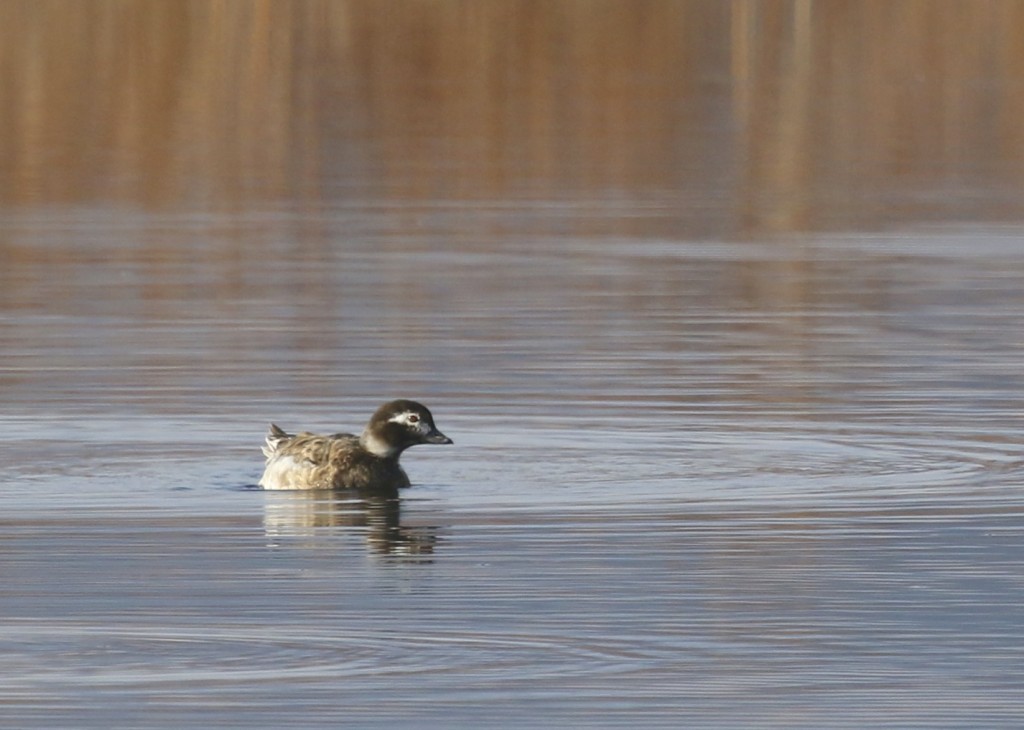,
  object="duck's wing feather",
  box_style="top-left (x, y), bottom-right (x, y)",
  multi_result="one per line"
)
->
top-left (262, 426), bottom-right (359, 466)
